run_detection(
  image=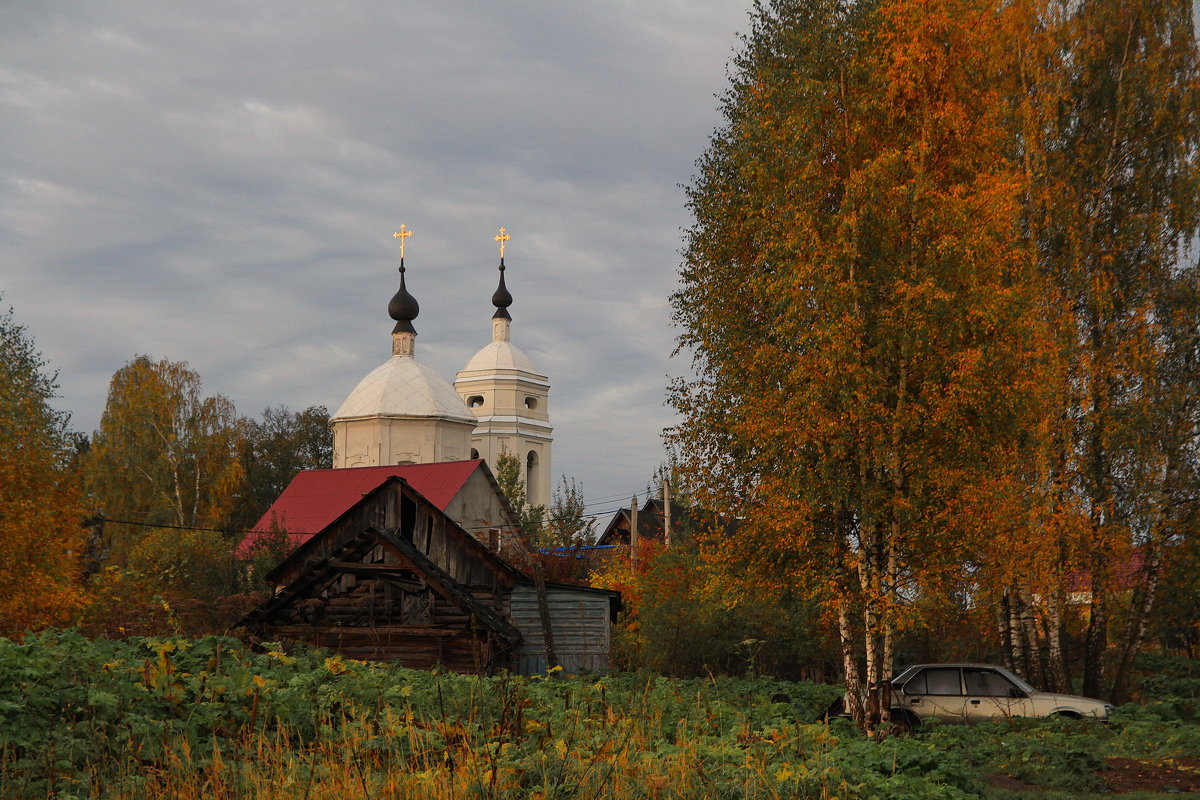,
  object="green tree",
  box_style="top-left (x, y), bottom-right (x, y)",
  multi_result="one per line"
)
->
top-left (544, 476), bottom-right (596, 548)
top-left (493, 446), bottom-right (545, 544)
top-left (669, 0), bottom-right (1053, 725)
top-left (83, 356), bottom-right (244, 601)
top-left (0, 301), bottom-right (85, 633)
top-left (229, 405), bottom-right (332, 531)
